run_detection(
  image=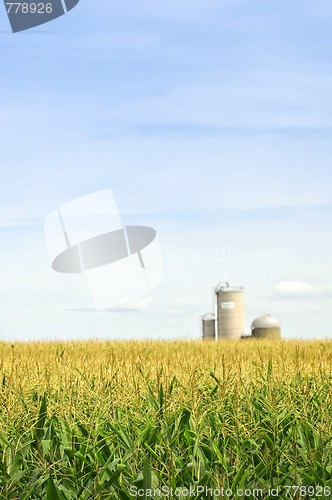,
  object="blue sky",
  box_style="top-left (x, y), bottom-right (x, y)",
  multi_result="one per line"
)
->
top-left (0, 0), bottom-right (331, 340)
